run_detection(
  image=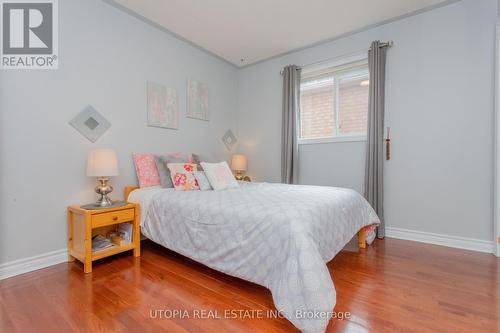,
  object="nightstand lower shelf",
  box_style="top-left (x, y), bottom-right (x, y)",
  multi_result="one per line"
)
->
top-left (91, 243), bottom-right (135, 261)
